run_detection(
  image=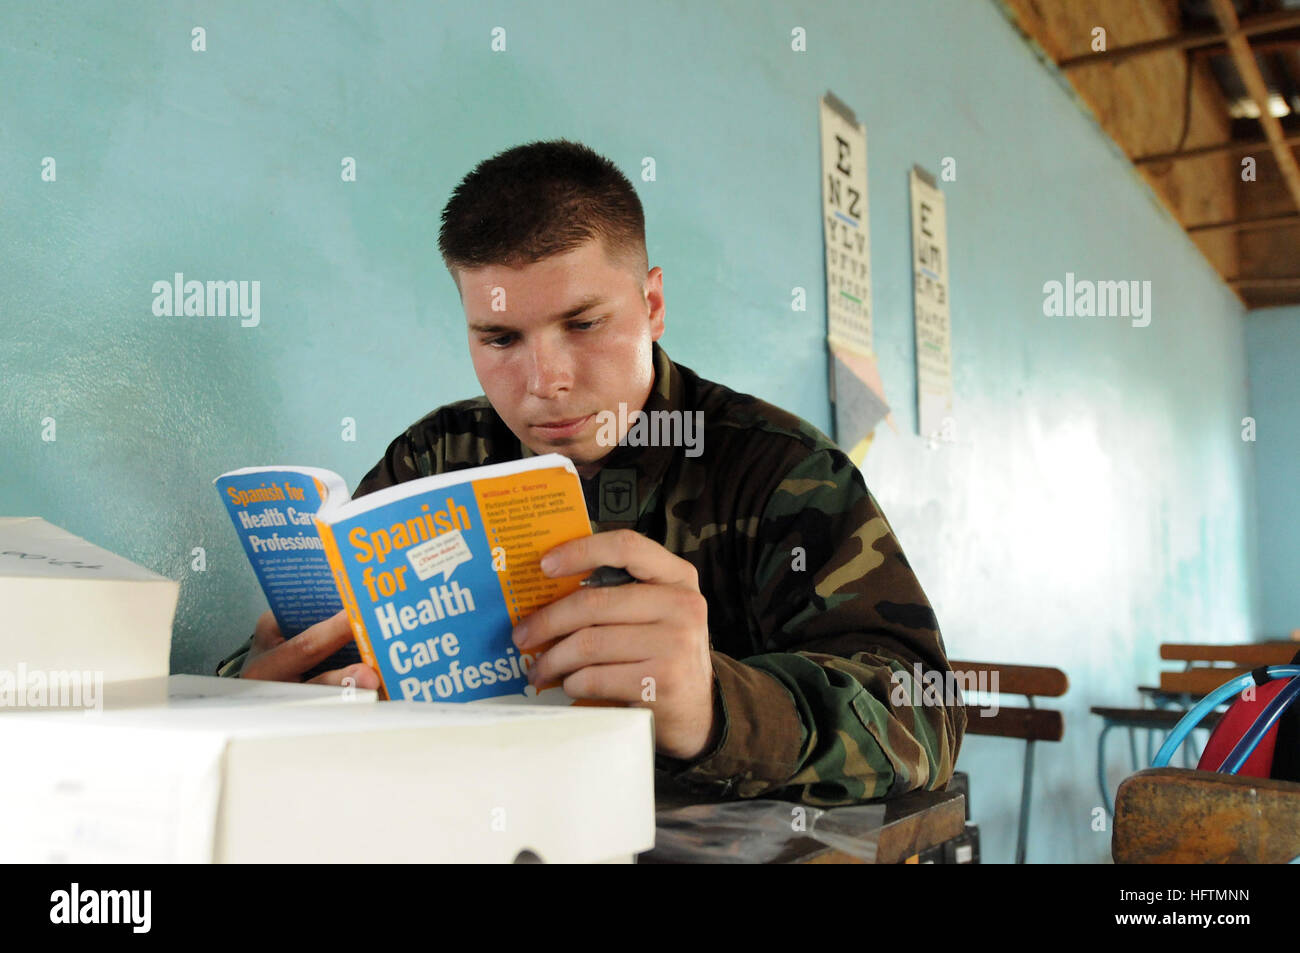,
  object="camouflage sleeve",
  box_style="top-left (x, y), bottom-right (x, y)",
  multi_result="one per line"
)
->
top-left (214, 429), bottom-right (428, 678)
top-left (664, 446), bottom-right (967, 805)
